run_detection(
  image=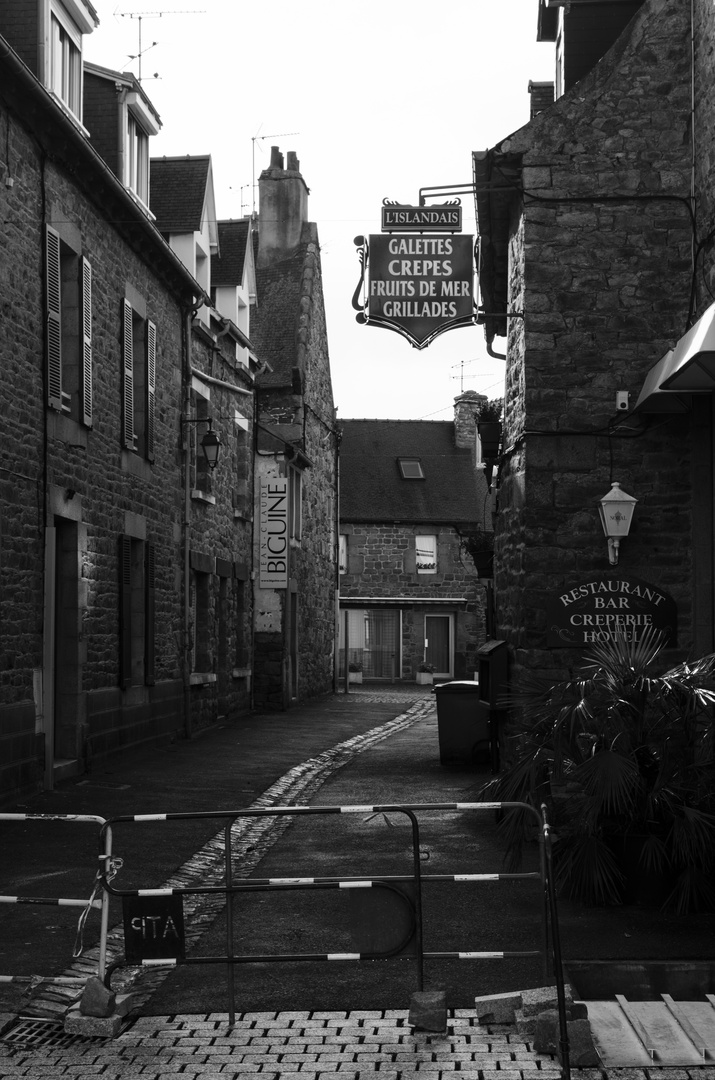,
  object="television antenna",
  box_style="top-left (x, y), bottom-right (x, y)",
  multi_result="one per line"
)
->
top-left (451, 358), bottom-right (480, 392)
top-left (251, 129), bottom-right (299, 215)
top-left (117, 8), bottom-right (205, 82)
